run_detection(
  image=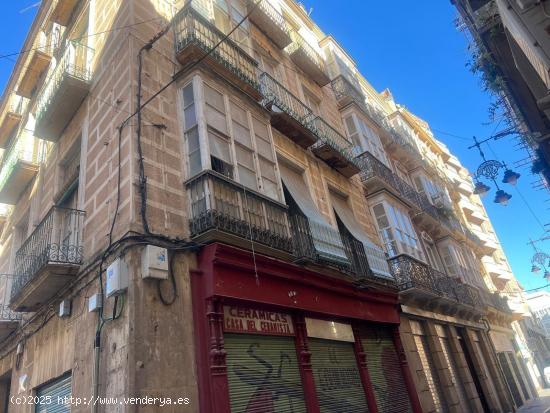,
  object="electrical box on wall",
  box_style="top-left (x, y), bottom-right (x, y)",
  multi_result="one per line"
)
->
top-left (59, 299), bottom-right (71, 318)
top-left (106, 258), bottom-right (129, 297)
top-left (88, 294), bottom-right (103, 312)
top-left (141, 245), bottom-right (169, 280)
